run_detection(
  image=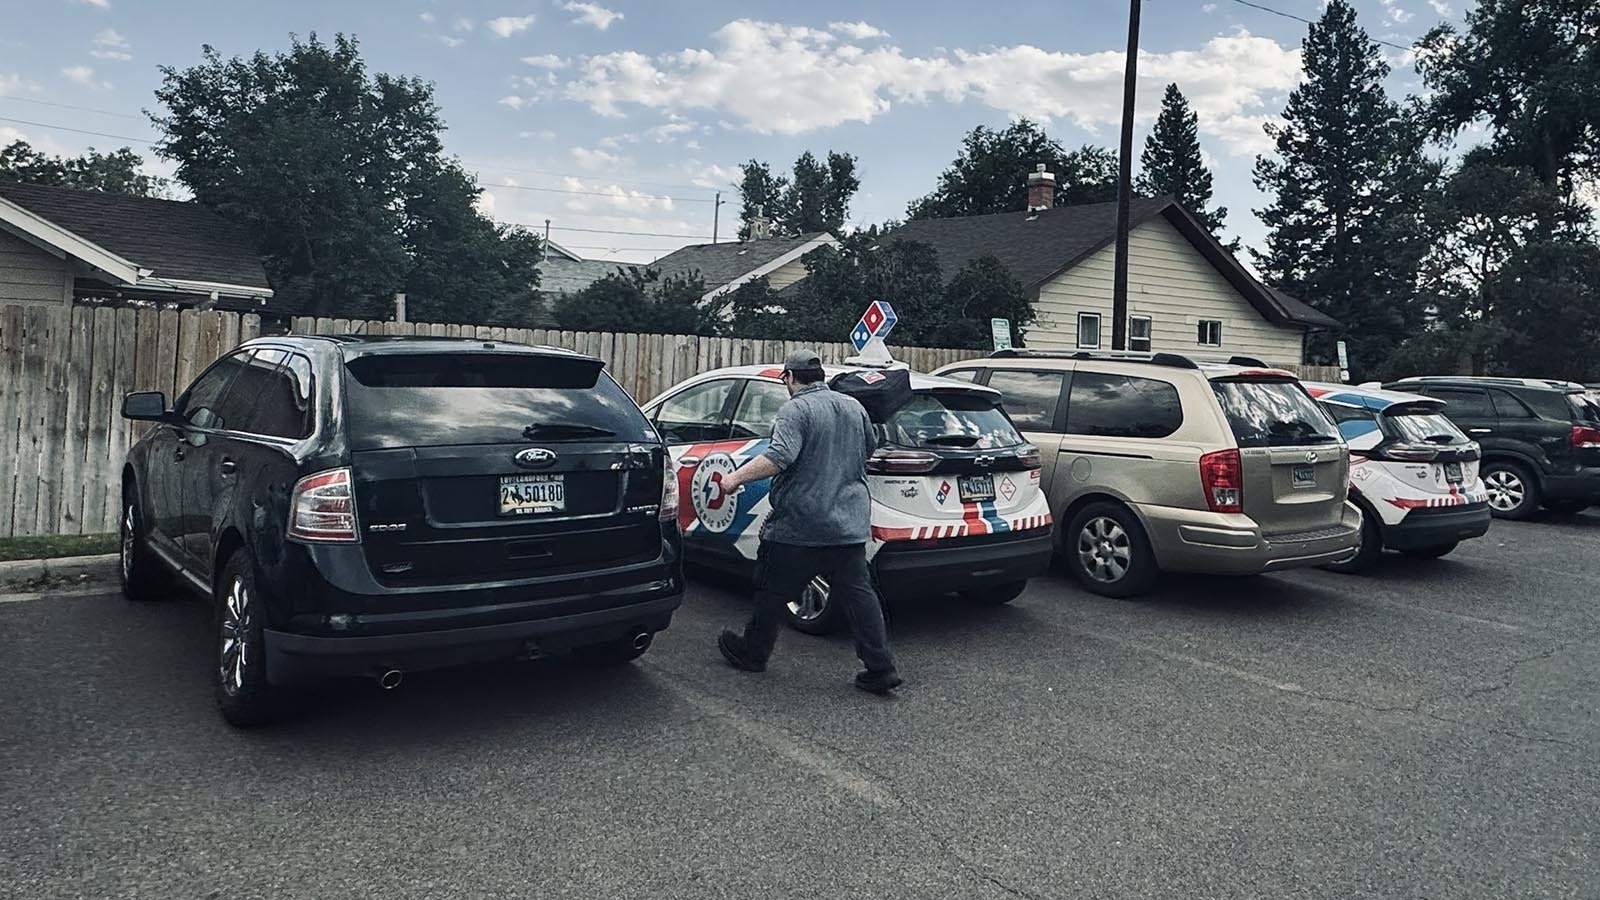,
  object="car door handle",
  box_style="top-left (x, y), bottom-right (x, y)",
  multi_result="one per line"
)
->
top-left (678, 456), bottom-right (701, 467)
top-left (1469, 428), bottom-right (1492, 435)
top-left (174, 446), bottom-right (185, 461)
top-left (219, 458), bottom-right (237, 476)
